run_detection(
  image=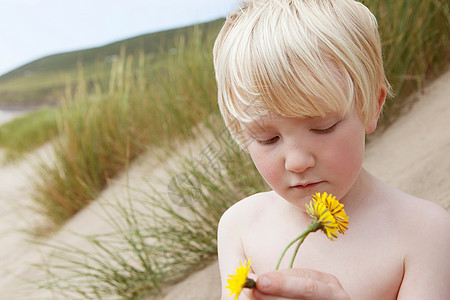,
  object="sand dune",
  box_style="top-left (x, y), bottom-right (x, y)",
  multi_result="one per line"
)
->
top-left (0, 68), bottom-right (448, 299)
